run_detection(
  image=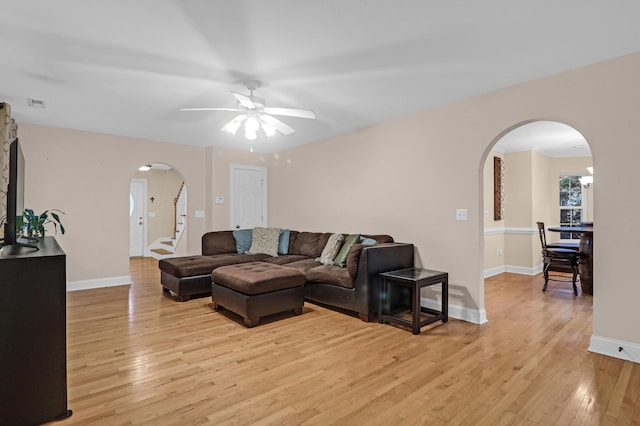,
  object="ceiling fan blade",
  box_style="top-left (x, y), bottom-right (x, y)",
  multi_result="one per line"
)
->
top-left (263, 107), bottom-right (316, 119)
top-left (180, 107), bottom-right (242, 112)
top-left (260, 114), bottom-right (295, 135)
top-left (231, 92), bottom-right (255, 109)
